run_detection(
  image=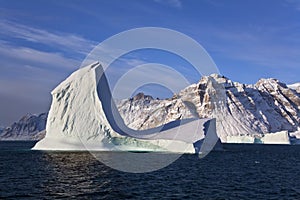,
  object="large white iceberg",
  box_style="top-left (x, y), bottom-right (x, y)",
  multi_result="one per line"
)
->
top-left (33, 62), bottom-right (218, 154)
